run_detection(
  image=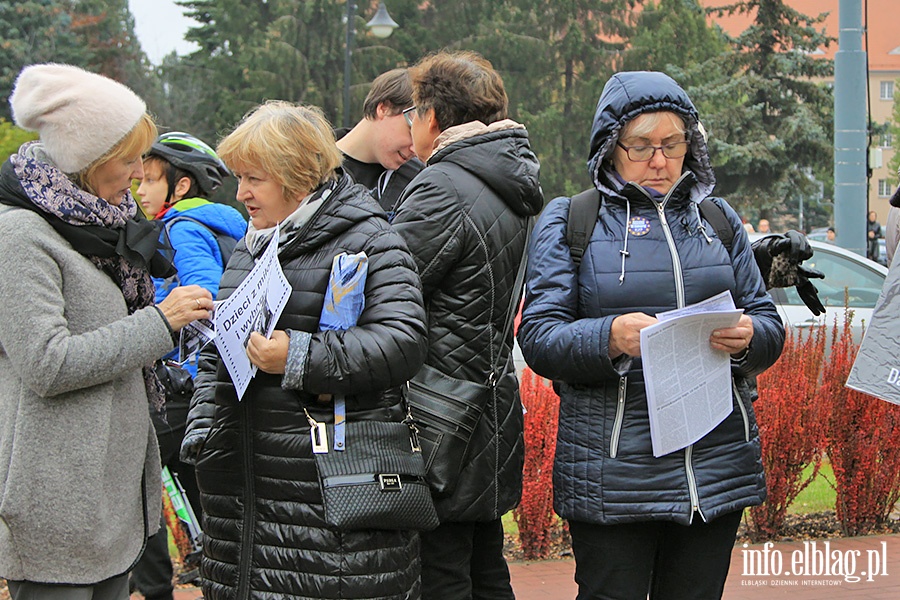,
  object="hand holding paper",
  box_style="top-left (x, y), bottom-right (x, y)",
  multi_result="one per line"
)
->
top-left (246, 330), bottom-right (291, 374)
top-left (609, 312), bottom-right (658, 358)
top-left (709, 313), bottom-right (754, 356)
